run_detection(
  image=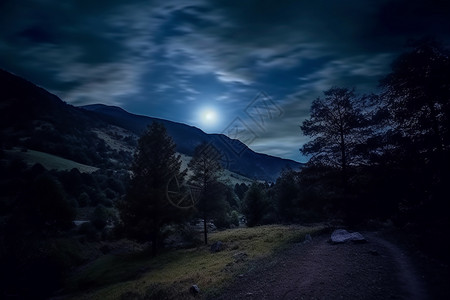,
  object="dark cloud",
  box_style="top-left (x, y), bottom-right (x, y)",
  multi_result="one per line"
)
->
top-left (1, 0), bottom-right (449, 161)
